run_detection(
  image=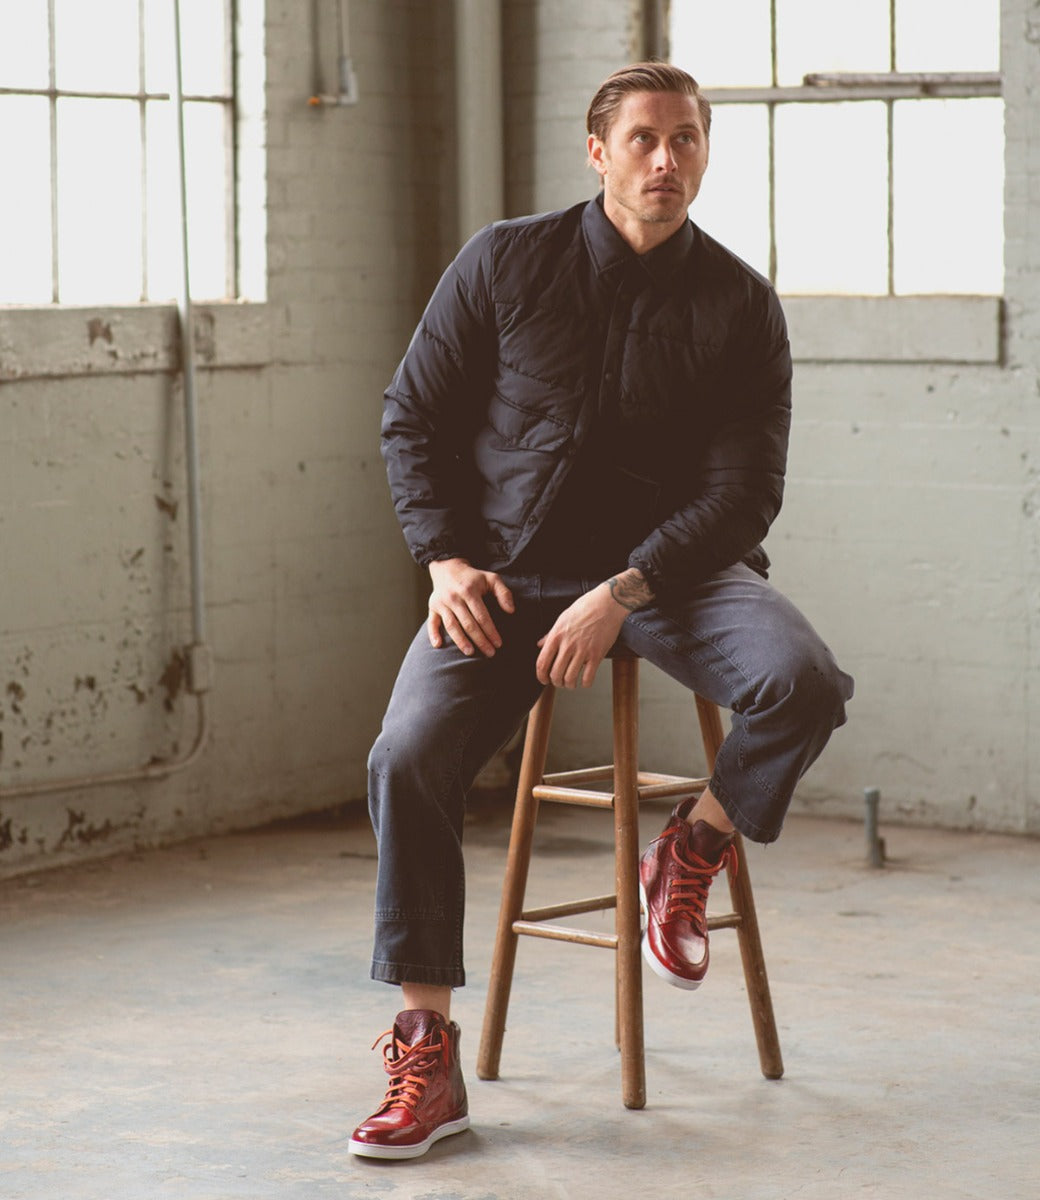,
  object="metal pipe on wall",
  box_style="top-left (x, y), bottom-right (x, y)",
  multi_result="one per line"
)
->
top-left (308, 0), bottom-right (359, 107)
top-left (0, 0), bottom-right (211, 802)
top-left (455, 0), bottom-right (505, 242)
